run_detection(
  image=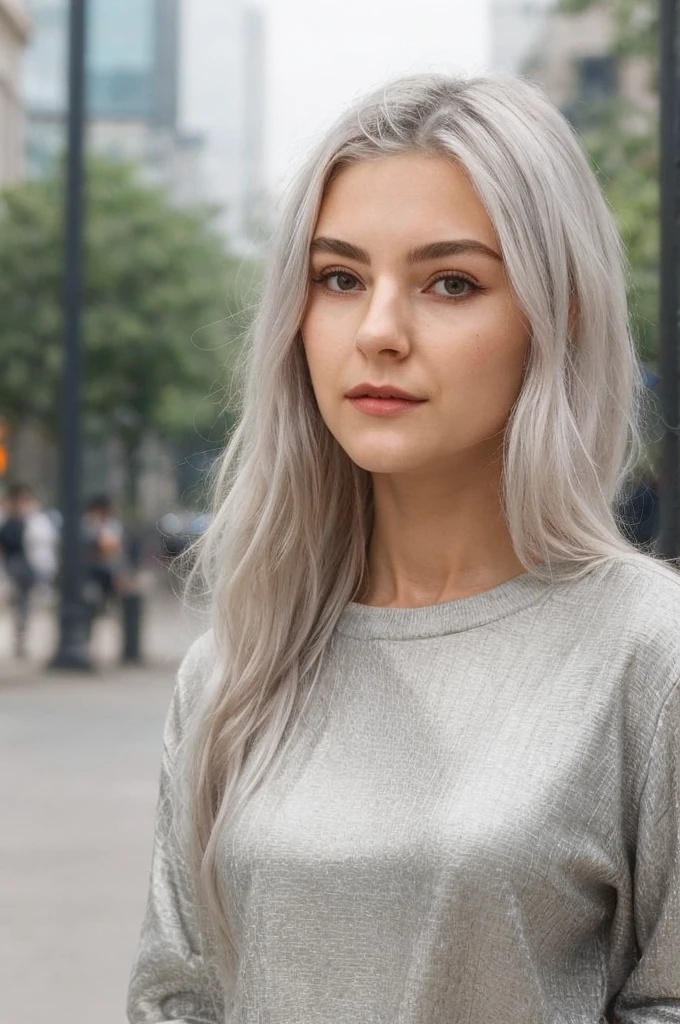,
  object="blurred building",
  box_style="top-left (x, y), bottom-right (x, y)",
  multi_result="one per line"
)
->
top-left (87, 0), bottom-right (181, 186)
top-left (490, 0), bottom-right (555, 74)
top-left (22, 0), bottom-right (194, 190)
top-left (180, 0), bottom-right (266, 249)
top-left (240, 5), bottom-right (266, 249)
top-left (21, 0), bottom-right (265, 249)
top-left (0, 0), bottom-right (31, 187)
top-left (523, 0), bottom-right (656, 125)
top-left (21, 0), bottom-right (64, 177)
